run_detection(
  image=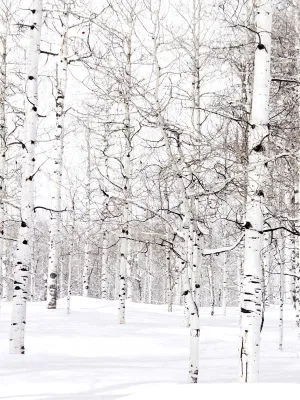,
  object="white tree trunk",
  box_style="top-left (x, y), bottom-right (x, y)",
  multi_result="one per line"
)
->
top-left (9, 0), bottom-right (43, 354)
top-left (0, 8), bottom-right (8, 302)
top-left (43, 273), bottom-right (47, 301)
top-left (295, 178), bottom-right (300, 326)
top-left (126, 241), bottom-right (133, 302)
top-left (182, 227), bottom-right (200, 384)
top-left (239, 0), bottom-right (273, 382)
top-left (285, 234), bottom-right (293, 305)
top-left (148, 243), bottom-right (152, 304)
top-left (166, 242), bottom-right (172, 312)
top-left (83, 124), bottom-right (92, 297)
top-left (118, 142), bottom-right (130, 322)
top-left (1, 241), bottom-right (8, 300)
top-left (66, 210), bottom-right (75, 314)
top-left (82, 237), bottom-right (91, 297)
top-left (279, 236), bottom-right (284, 350)
top-left (47, 6), bottom-right (69, 309)
top-left (262, 233), bottom-right (270, 309)
top-left (118, 22), bottom-right (132, 323)
top-left (192, 201), bottom-right (202, 310)
top-left (30, 230), bottom-right (36, 301)
top-left (222, 253), bottom-right (227, 316)
top-left (177, 262), bottom-right (183, 305)
top-left (208, 260), bottom-right (215, 316)
top-left (101, 230), bottom-right (108, 299)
